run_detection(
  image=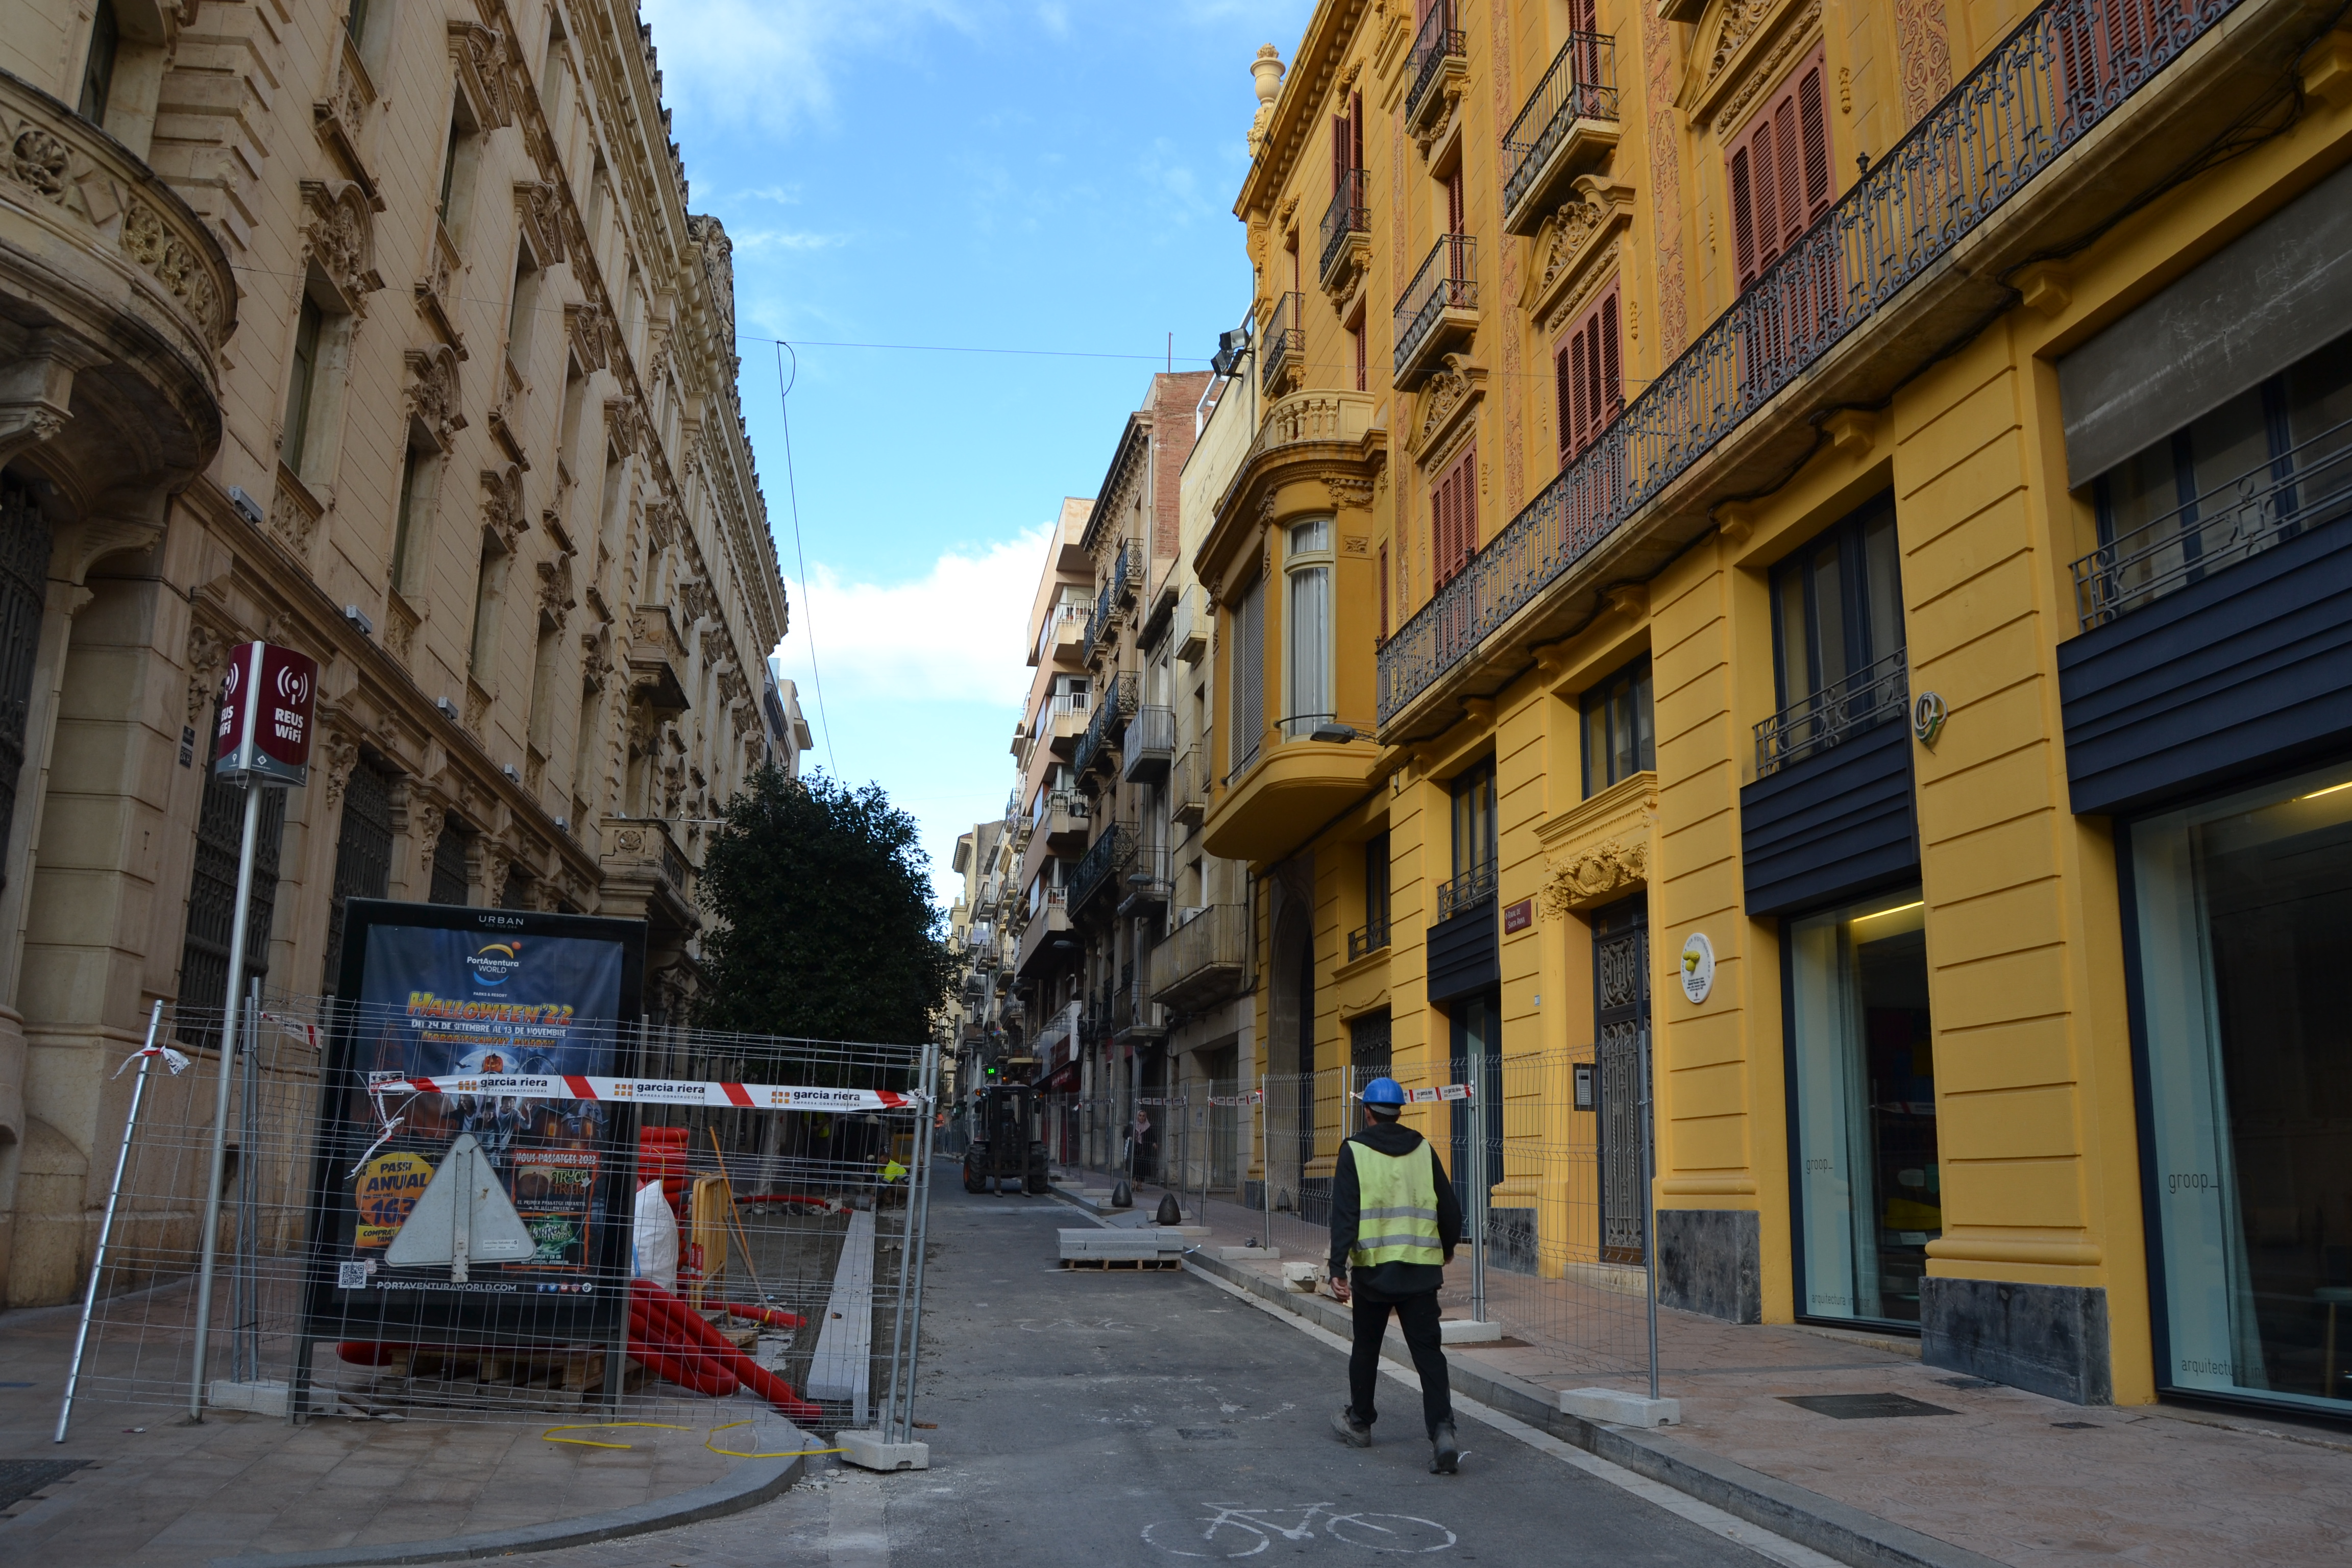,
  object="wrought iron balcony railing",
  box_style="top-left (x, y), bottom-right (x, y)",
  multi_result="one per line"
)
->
top-left (1753, 649), bottom-right (1909, 777)
top-left (1346, 914), bottom-right (1390, 962)
top-left (1070, 821), bottom-right (1136, 914)
top-left (1393, 235), bottom-right (1476, 381)
top-left (1436, 861), bottom-right (1497, 921)
top-left (1406, 0), bottom-right (1465, 124)
top-left (1262, 291), bottom-right (1304, 395)
top-left (2072, 411), bottom-right (2352, 628)
top-left (1500, 32), bottom-right (1619, 221)
top-left (1073, 672), bottom-right (1137, 777)
top-left (1149, 903), bottom-right (1251, 1010)
top-left (1319, 169), bottom-right (1370, 284)
top-left (1377, 0), bottom-right (2246, 727)
top-left (1121, 704), bottom-right (1177, 783)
